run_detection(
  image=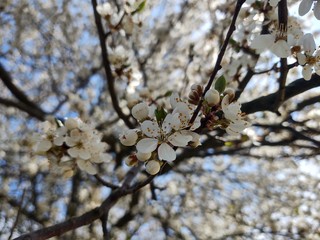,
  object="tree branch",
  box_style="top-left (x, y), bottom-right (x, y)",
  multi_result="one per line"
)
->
top-left (189, 0), bottom-right (246, 124)
top-left (91, 0), bottom-right (134, 129)
top-left (242, 74), bottom-right (320, 114)
top-left (0, 97), bottom-right (45, 120)
top-left (0, 63), bottom-right (46, 120)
